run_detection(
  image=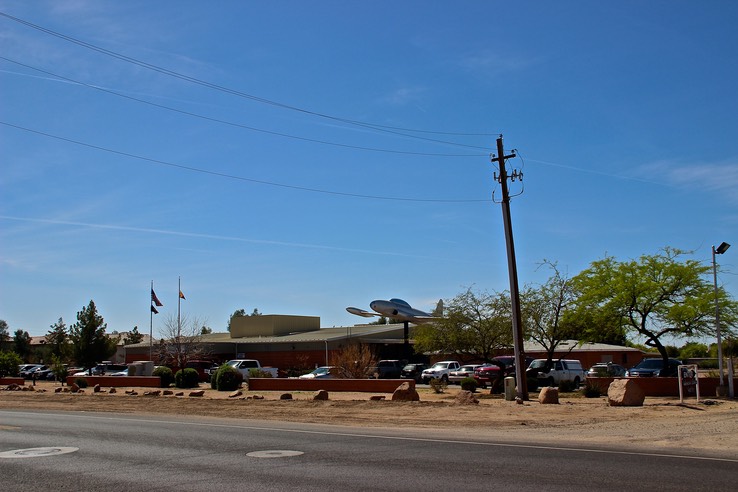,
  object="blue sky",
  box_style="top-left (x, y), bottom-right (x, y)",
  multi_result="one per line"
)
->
top-left (1, 1), bottom-right (736, 340)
